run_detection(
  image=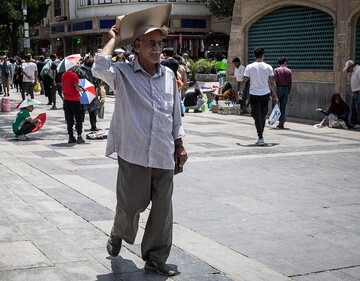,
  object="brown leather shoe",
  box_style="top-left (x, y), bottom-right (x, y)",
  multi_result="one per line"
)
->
top-left (145, 261), bottom-right (176, 276)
